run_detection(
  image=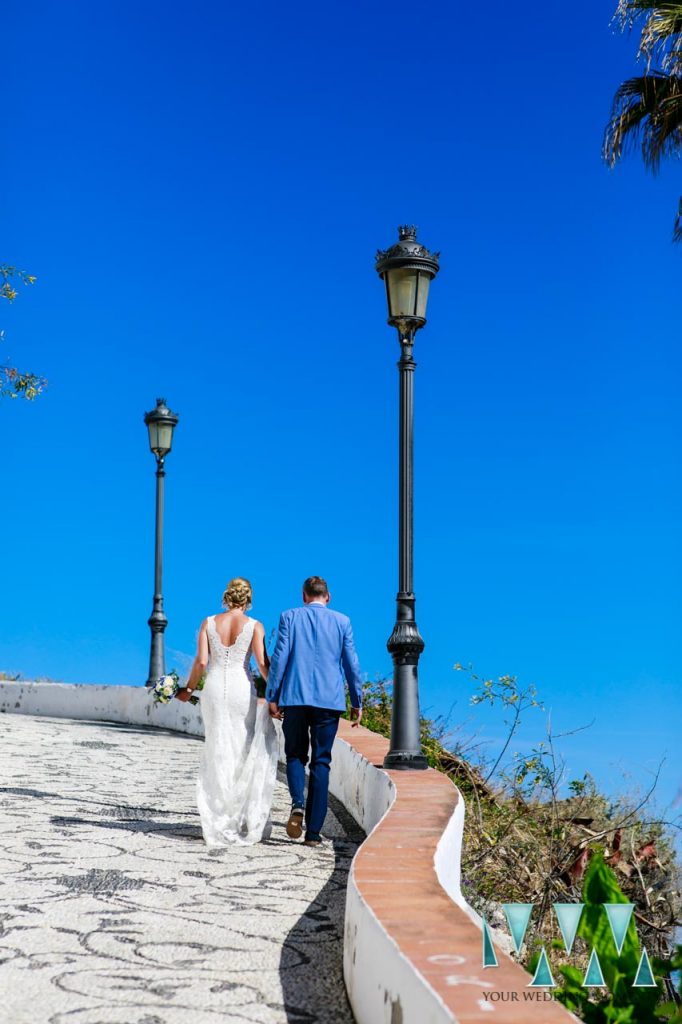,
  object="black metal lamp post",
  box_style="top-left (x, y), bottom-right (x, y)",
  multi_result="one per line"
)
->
top-left (143, 397), bottom-right (179, 687)
top-left (375, 226), bottom-right (440, 770)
